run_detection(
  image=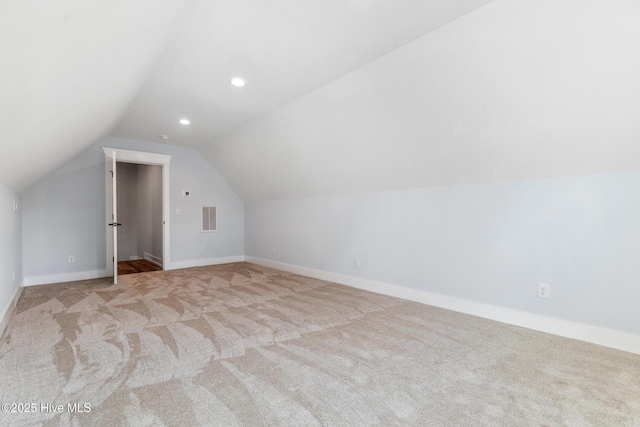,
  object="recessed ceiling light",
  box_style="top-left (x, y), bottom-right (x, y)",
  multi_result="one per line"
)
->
top-left (230, 78), bottom-right (246, 87)
top-left (159, 135), bottom-right (170, 140)
top-left (179, 119), bottom-right (190, 125)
